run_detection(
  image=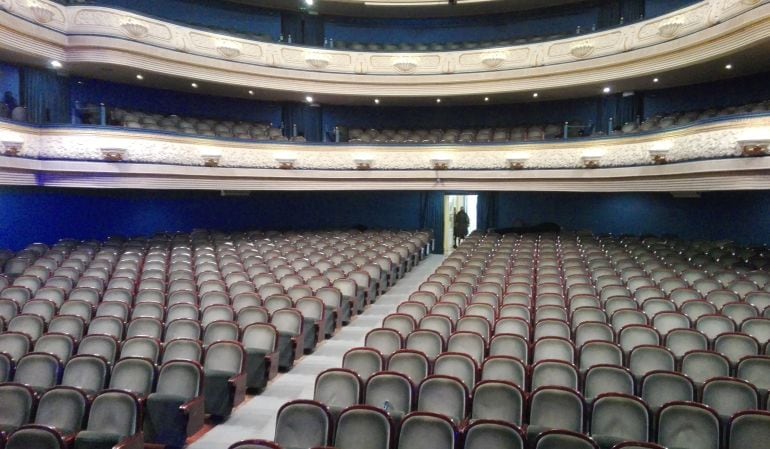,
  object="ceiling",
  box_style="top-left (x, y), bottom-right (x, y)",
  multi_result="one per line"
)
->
top-left (229, 0), bottom-right (589, 18)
